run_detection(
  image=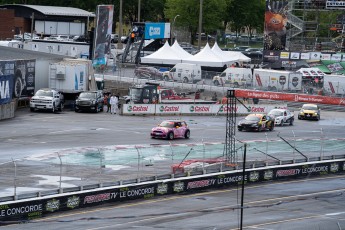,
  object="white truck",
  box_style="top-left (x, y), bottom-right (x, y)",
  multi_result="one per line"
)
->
top-left (253, 69), bottom-right (302, 91)
top-left (162, 63), bottom-right (202, 83)
top-left (30, 88), bottom-right (63, 112)
top-left (212, 67), bottom-right (253, 87)
top-left (323, 74), bottom-right (345, 95)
